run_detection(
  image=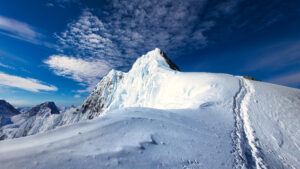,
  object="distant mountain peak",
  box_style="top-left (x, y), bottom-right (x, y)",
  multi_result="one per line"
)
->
top-left (0, 100), bottom-right (20, 127)
top-left (27, 101), bottom-right (59, 116)
top-left (0, 100), bottom-right (20, 115)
